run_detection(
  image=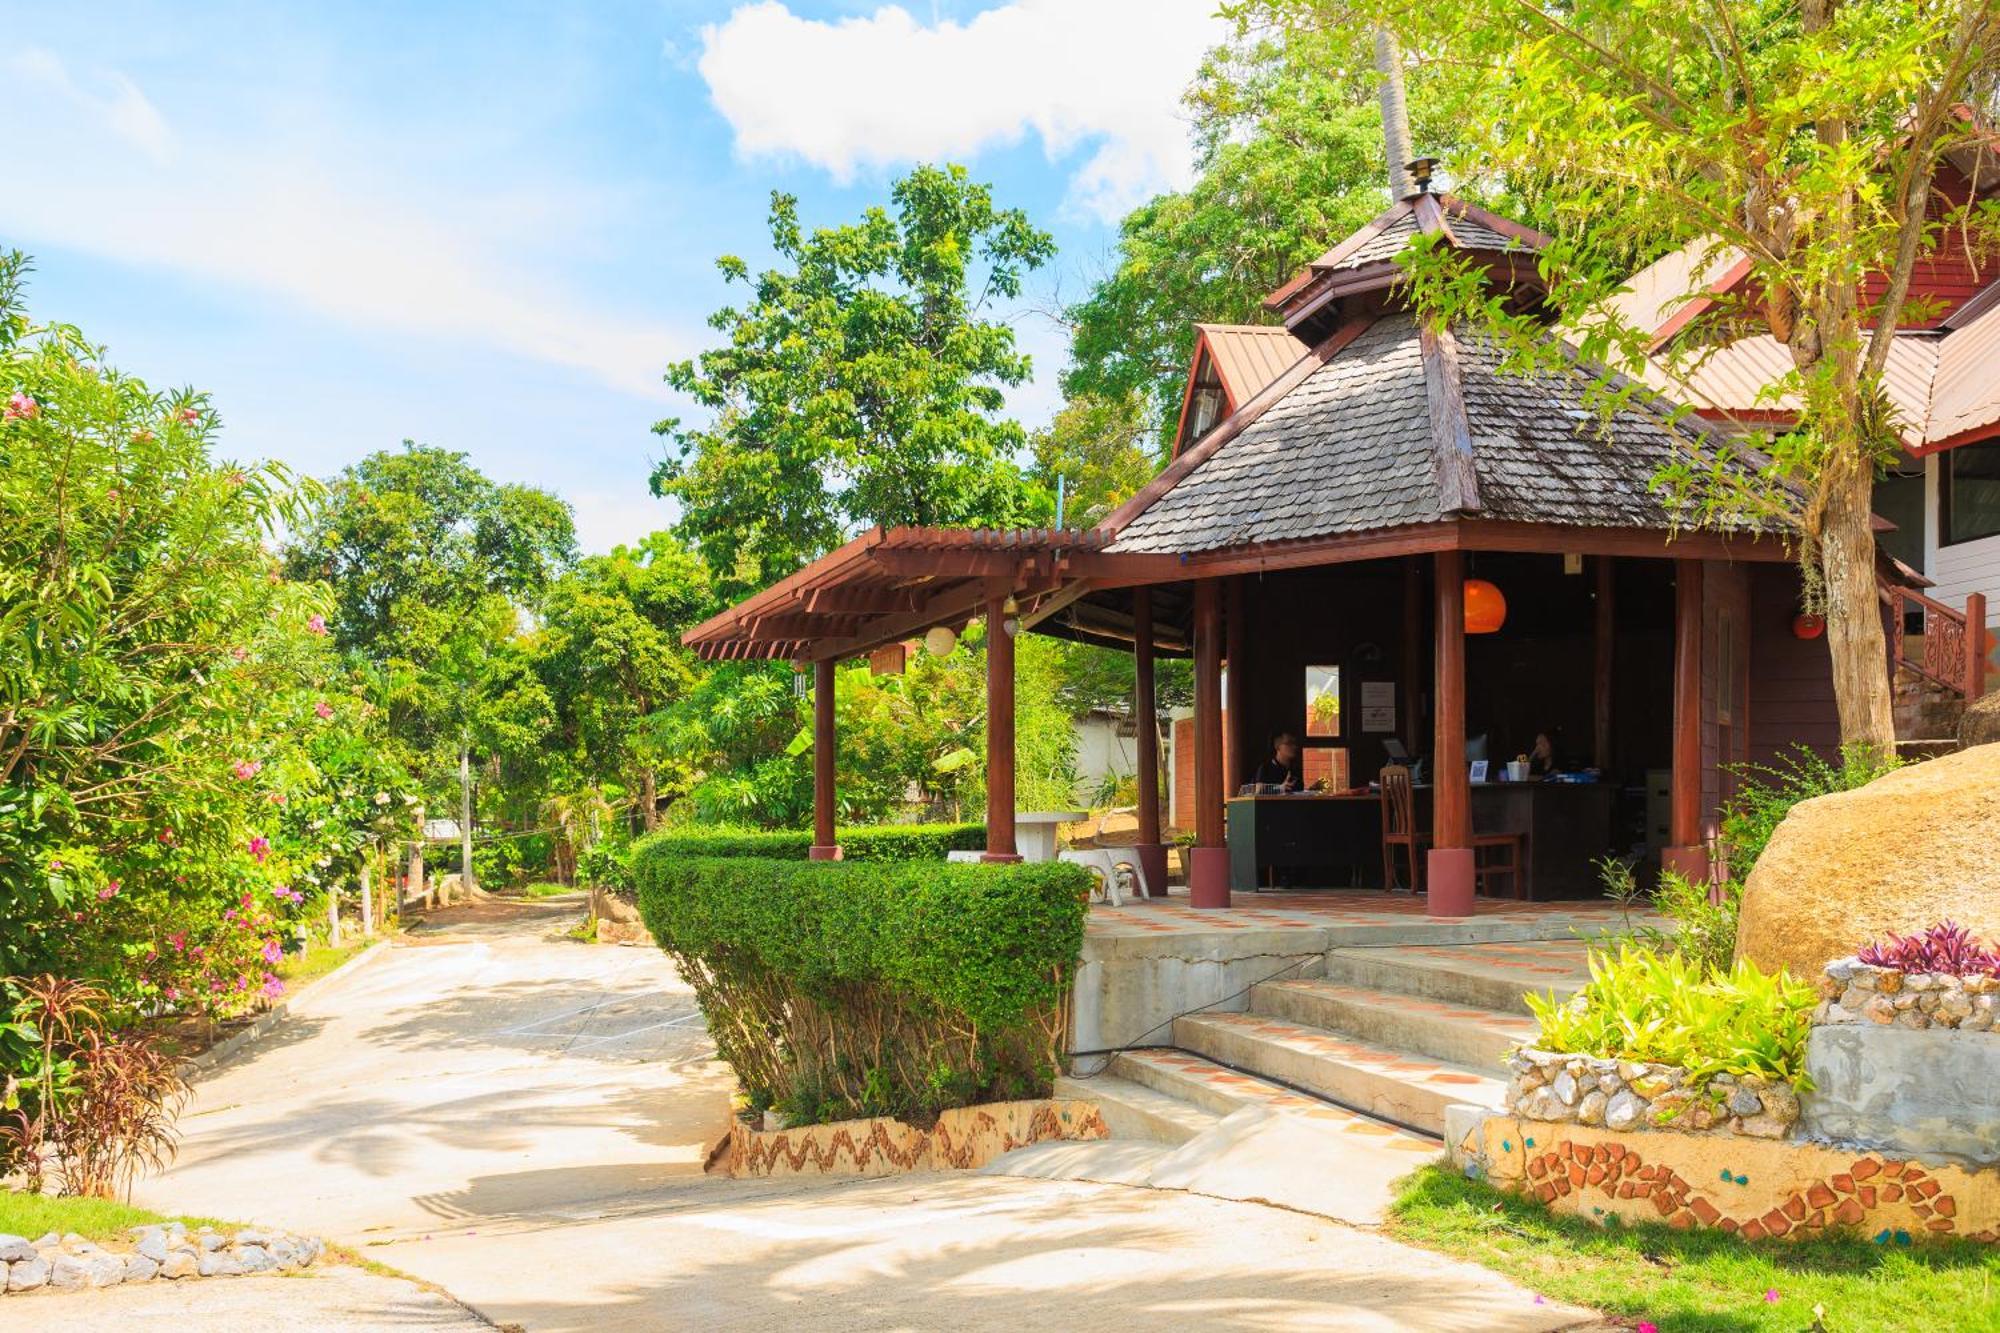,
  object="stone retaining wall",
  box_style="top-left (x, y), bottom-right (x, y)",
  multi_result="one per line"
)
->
top-left (1817, 959), bottom-right (2000, 1031)
top-left (1504, 1048), bottom-right (1801, 1140)
top-left (3, 1221), bottom-right (325, 1296)
top-left (721, 1098), bottom-right (1107, 1178)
